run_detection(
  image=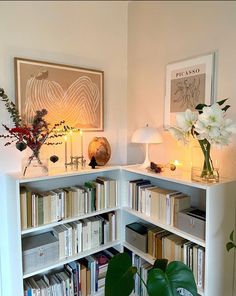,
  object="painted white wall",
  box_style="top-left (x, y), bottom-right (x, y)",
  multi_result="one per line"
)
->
top-left (127, 1), bottom-right (236, 179)
top-left (0, 1), bottom-right (128, 173)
